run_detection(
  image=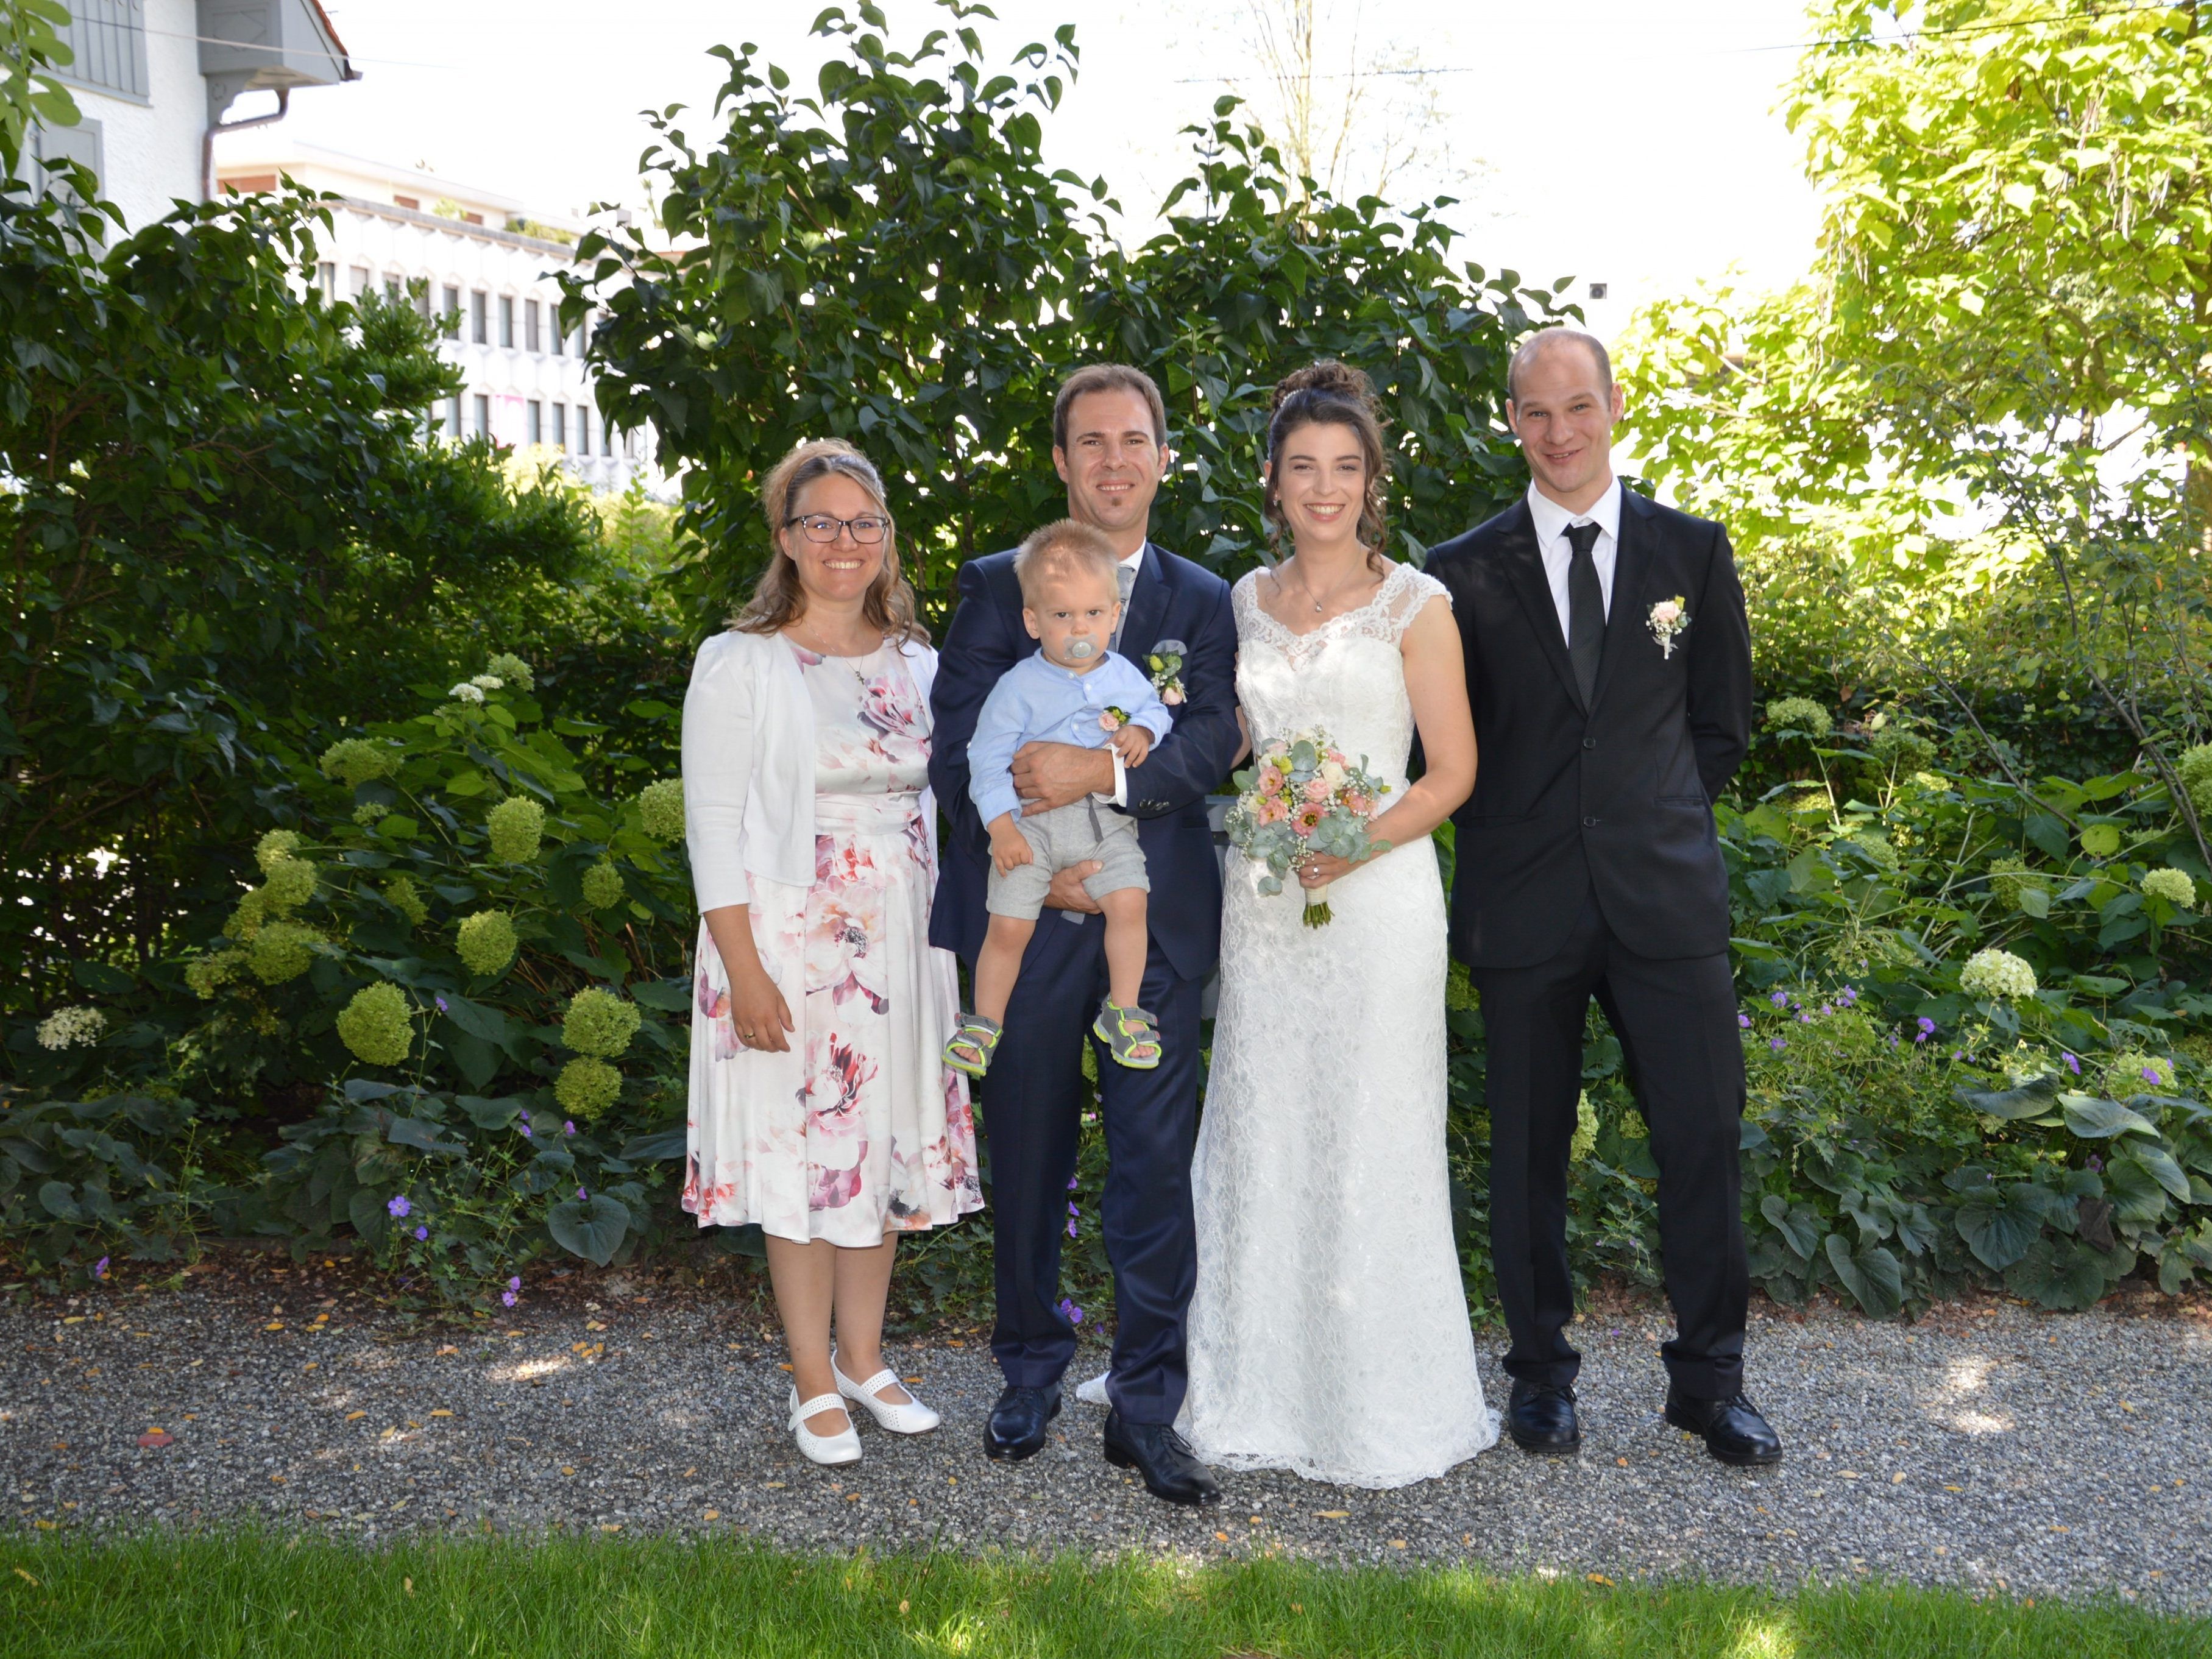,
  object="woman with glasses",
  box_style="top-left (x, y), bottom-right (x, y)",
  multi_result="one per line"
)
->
top-left (681, 437), bottom-right (982, 1466)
